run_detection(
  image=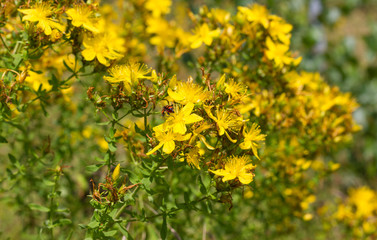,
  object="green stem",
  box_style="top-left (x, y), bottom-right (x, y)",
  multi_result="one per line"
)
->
top-left (114, 186), bottom-right (140, 219)
top-left (0, 34), bottom-right (10, 53)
